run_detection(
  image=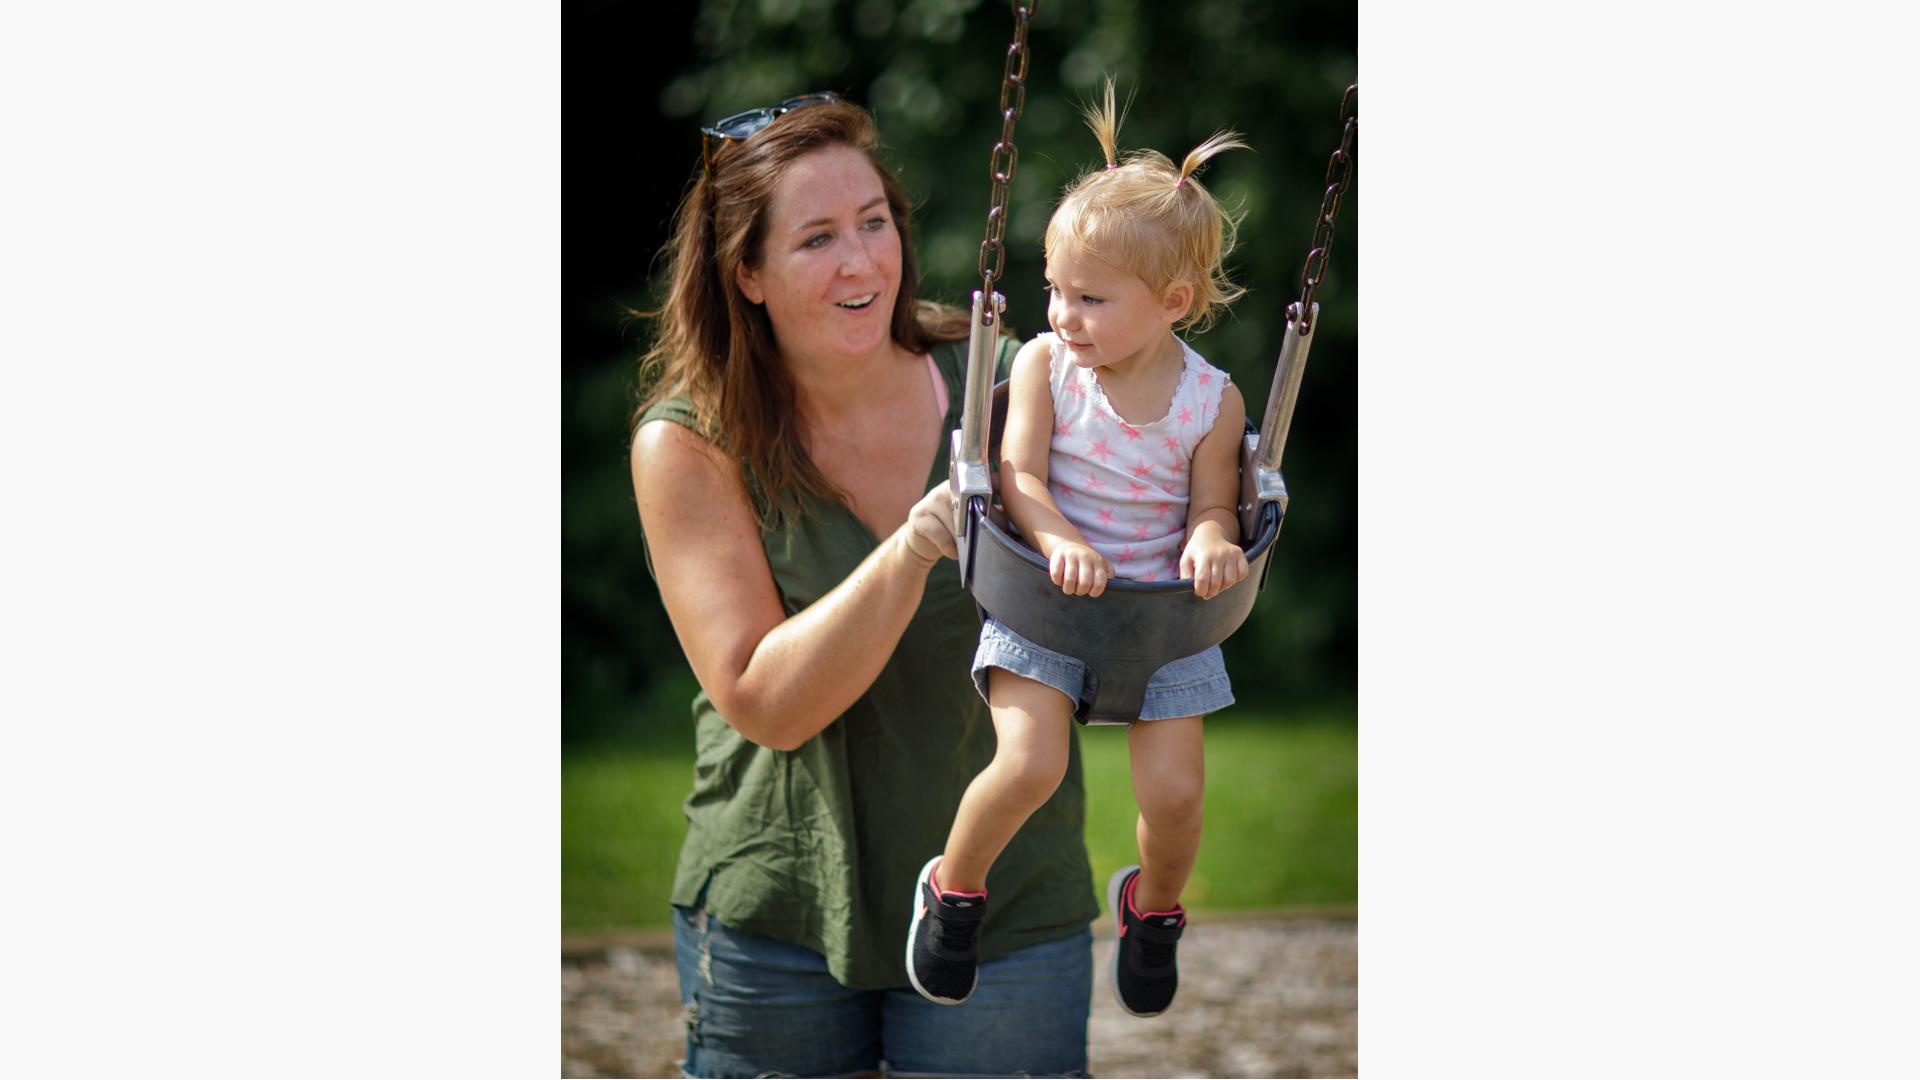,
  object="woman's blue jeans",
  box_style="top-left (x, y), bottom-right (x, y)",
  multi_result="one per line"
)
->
top-left (672, 904), bottom-right (1093, 1078)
